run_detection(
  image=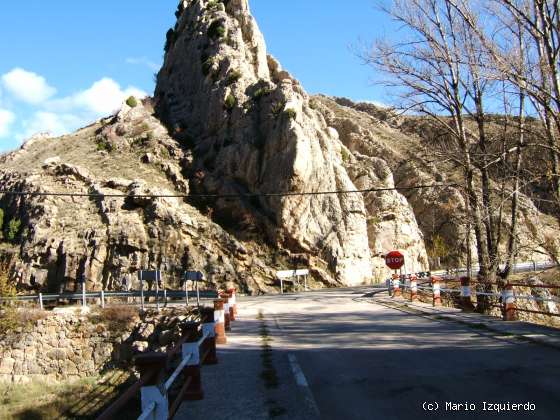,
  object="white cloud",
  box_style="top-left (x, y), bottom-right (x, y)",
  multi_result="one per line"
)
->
top-left (0, 109), bottom-right (15, 138)
top-left (49, 78), bottom-right (147, 115)
top-left (21, 111), bottom-right (82, 139)
top-left (1, 68), bottom-right (57, 104)
top-left (126, 57), bottom-right (161, 72)
top-left (0, 69), bottom-right (147, 148)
